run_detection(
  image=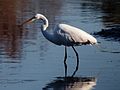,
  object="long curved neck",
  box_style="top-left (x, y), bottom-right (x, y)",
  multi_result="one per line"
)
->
top-left (41, 27), bottom-right (57, 44)
top-left (40, 15), bottom-right (60, 45)
top-left (41, 15), bottom-right (49, 30)
top-left (40, 16), bottom-right (54, 42)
